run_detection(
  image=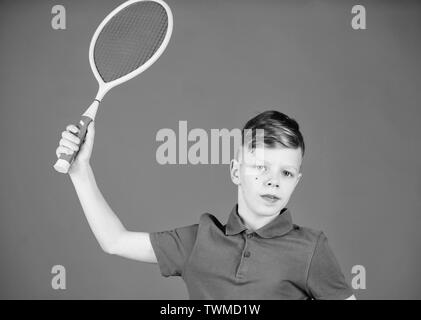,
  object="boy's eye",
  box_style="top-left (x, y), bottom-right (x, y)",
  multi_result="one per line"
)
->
top-left (282, 170), bottom-right (294, 177)
top-left (255, 165), bottom-right (267, 172)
